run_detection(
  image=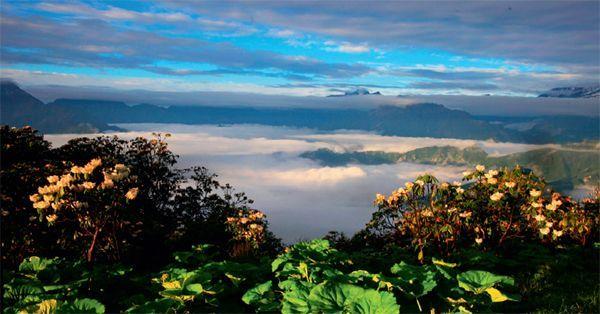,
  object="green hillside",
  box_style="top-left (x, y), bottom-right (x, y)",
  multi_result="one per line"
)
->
top-left (299, 148), bottom-right (401, 166)
top-left (300, 146), bottom-right (599, 191)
